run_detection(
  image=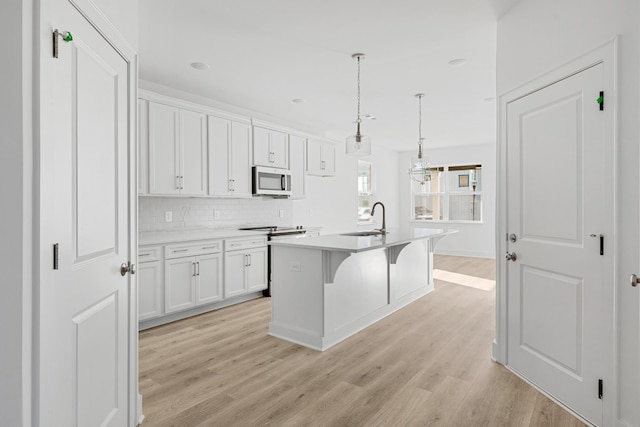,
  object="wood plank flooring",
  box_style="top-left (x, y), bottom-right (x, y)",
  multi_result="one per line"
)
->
top-left (139, 255), bottom-right (586, 427)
